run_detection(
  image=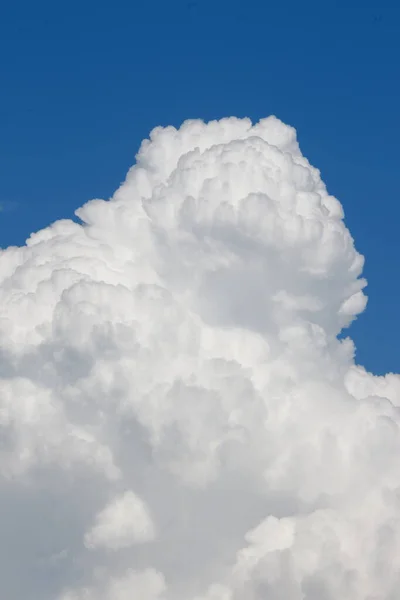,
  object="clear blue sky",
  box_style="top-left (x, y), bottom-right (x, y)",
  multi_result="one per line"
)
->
top-left (1, 0), bottom-right (399, 374)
